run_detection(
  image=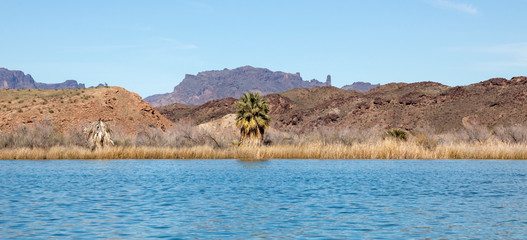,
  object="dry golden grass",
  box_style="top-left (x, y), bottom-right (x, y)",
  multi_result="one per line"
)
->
top-left (1, 139), bottom-right (527, 160)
